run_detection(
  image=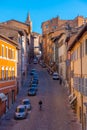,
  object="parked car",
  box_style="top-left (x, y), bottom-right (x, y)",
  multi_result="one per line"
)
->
top-left (33, 73), bottom-right (39, 79)
top-left (52, 72), bottom-right (59, 80)
top-left (33, 59), bottom-right (38, 64)
top-left (42, 63), bottom-right (46, 68)
top-left (28, 88), bottom-right (37, 96)
top-left (22, 99), bottom-right (31, 110)
top-left (33, 77), bottom-right (39, 83)
top-left (30, 75), bottom-right (39, 84)
top-left (14, 105), bottom-right (28, 119)
top-left (31, 79), bottom-right (38, 84)
top-left (30, 69), bottom-right (36, 75)
top-left (29, 79), bottom-right (38, 87)
top-left (31, 84), bottom-right (38, 91)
